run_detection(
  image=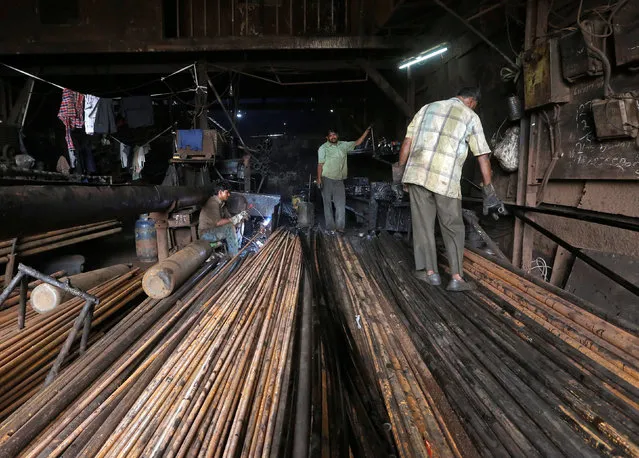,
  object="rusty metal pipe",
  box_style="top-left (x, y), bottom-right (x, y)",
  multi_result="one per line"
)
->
top-left (142, 241), bottom-right (213, 299)
top-left (30, 264), bottom-right (130, 314)
top-left (0, 185), bottom-right (211, 238)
